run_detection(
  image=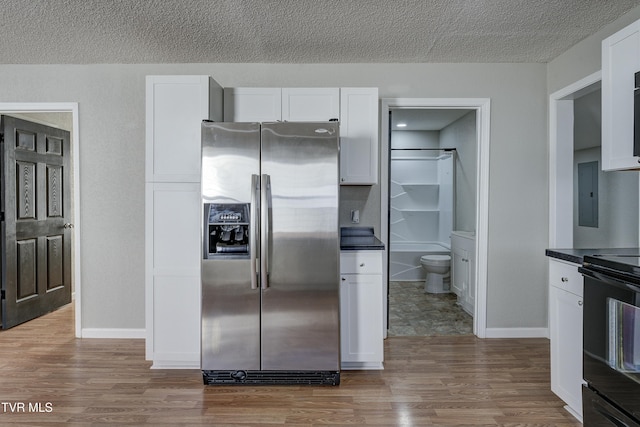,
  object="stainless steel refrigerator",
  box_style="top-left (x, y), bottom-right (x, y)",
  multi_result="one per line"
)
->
top-left (201, 121), bottom-right (340, 385)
